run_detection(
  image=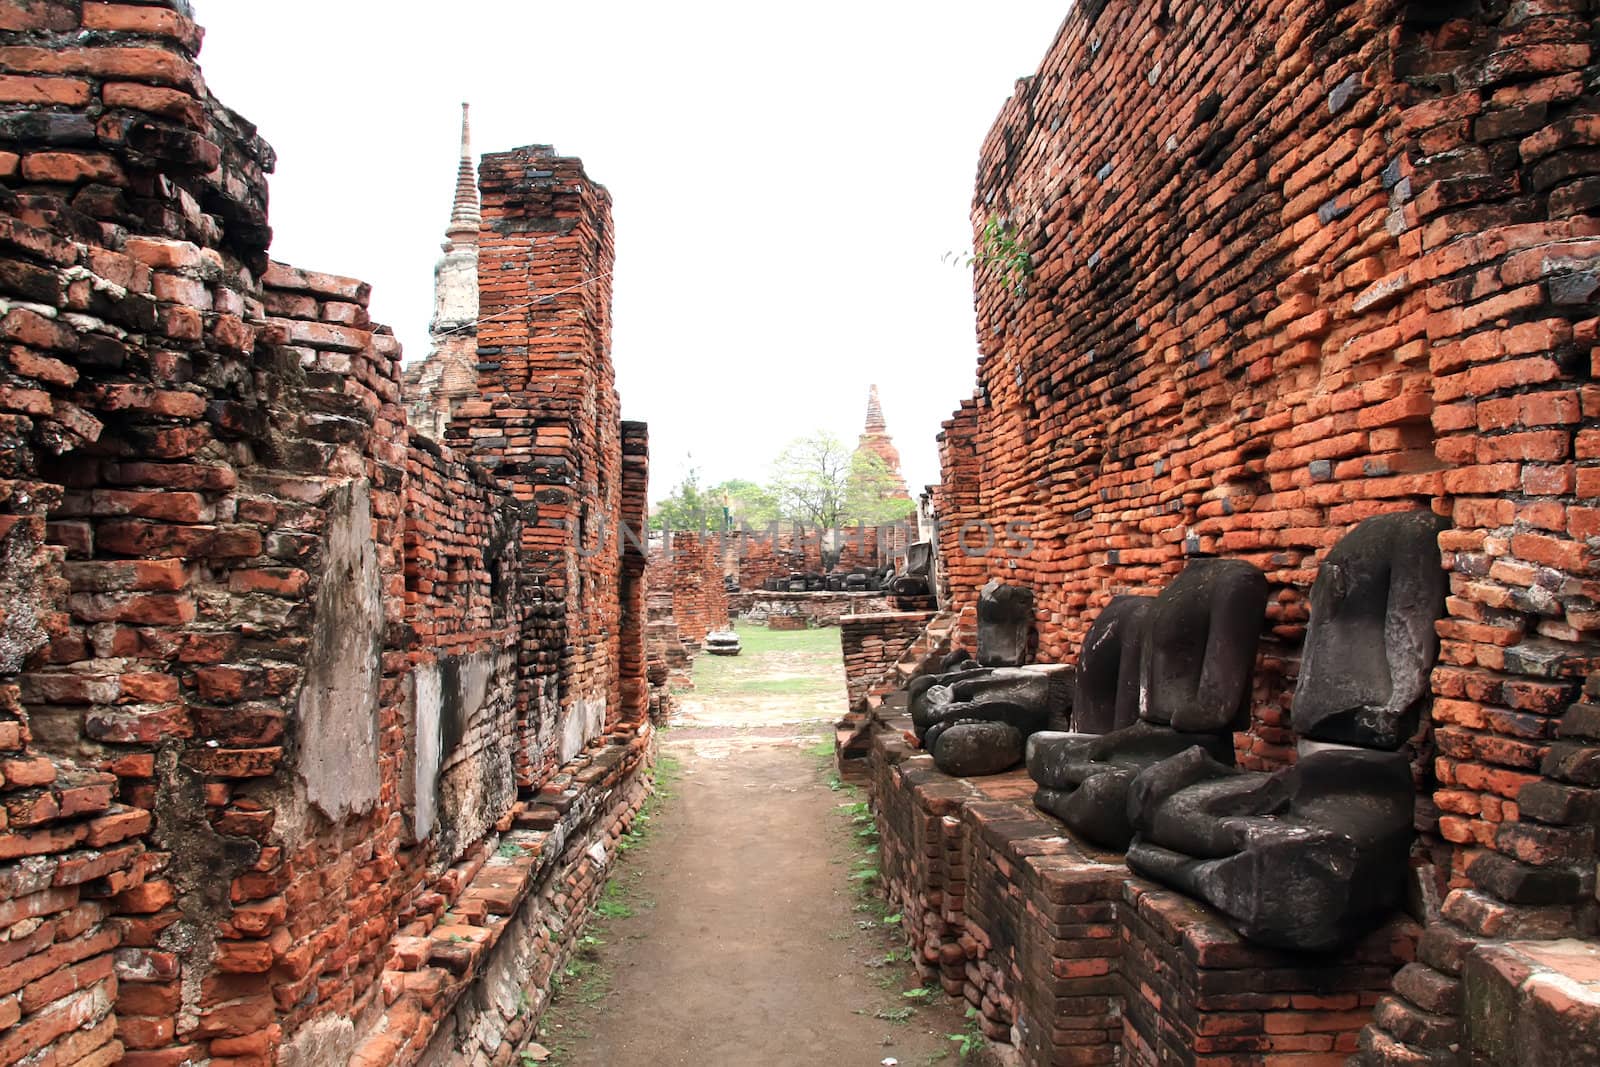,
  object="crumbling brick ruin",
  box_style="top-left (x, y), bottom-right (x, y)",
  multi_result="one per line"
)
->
top-left (861, 1), bottom-right (1600, 1065)
top-left (728, 523), bottom-right (911, 590)
top-left (642, 532), bottom-right (730, 691)
top-left (0, 5), bottom-right (653, 1065)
